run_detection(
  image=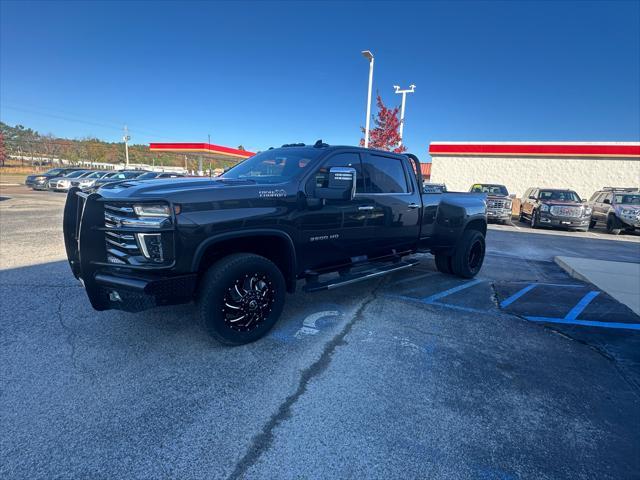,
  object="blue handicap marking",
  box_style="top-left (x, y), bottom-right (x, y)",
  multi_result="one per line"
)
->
top-left (422, 279), bottom-right (484, 303)
top-left (499, 283), bottom-right (538, 308)
top-left (564, 291), bottom-right (599, 320)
